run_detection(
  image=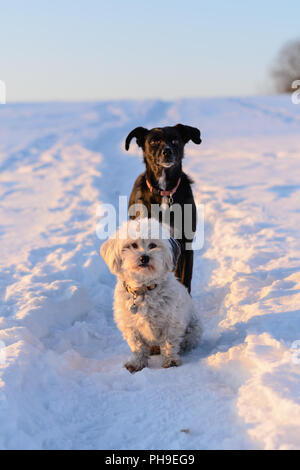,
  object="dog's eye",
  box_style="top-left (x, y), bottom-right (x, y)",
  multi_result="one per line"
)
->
top-left (131, 242), bottom-right (138, 249)
top-left (172, 139), bottom-right (179, 145)
top-left (148, 243), bottom-right (157, 249)
top-left (150, 139), bottom-right (160, 146)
